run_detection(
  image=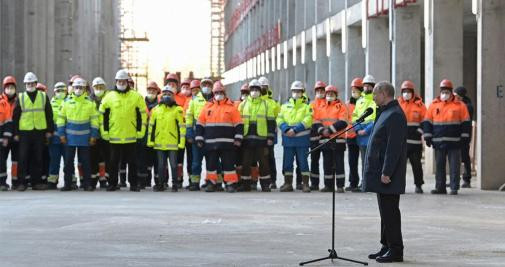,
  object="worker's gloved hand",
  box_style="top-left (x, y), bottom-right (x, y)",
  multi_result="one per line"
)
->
top-left (45, 132), bottom-right (52, 139)
top-left (196, 140), bottom-right (204, 148)
top-left (89, 138), bottom-right (97, 146)
top-left (60, 136), bottom-right (67, 145)
top-left (187, 138), bottom-right (194, 144)
top-left (2, 138), bottom-right (8, 147)
top-left (13, 135), bottom-right (19, 142)
top-left (233, 140), bottom-right (241, 147)
top-left (425, 138), bottom-right (432, 147)
top-left (267, 139), bottom-right (274, 146)
top-left (286, 129), bottom-right (296, 137)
